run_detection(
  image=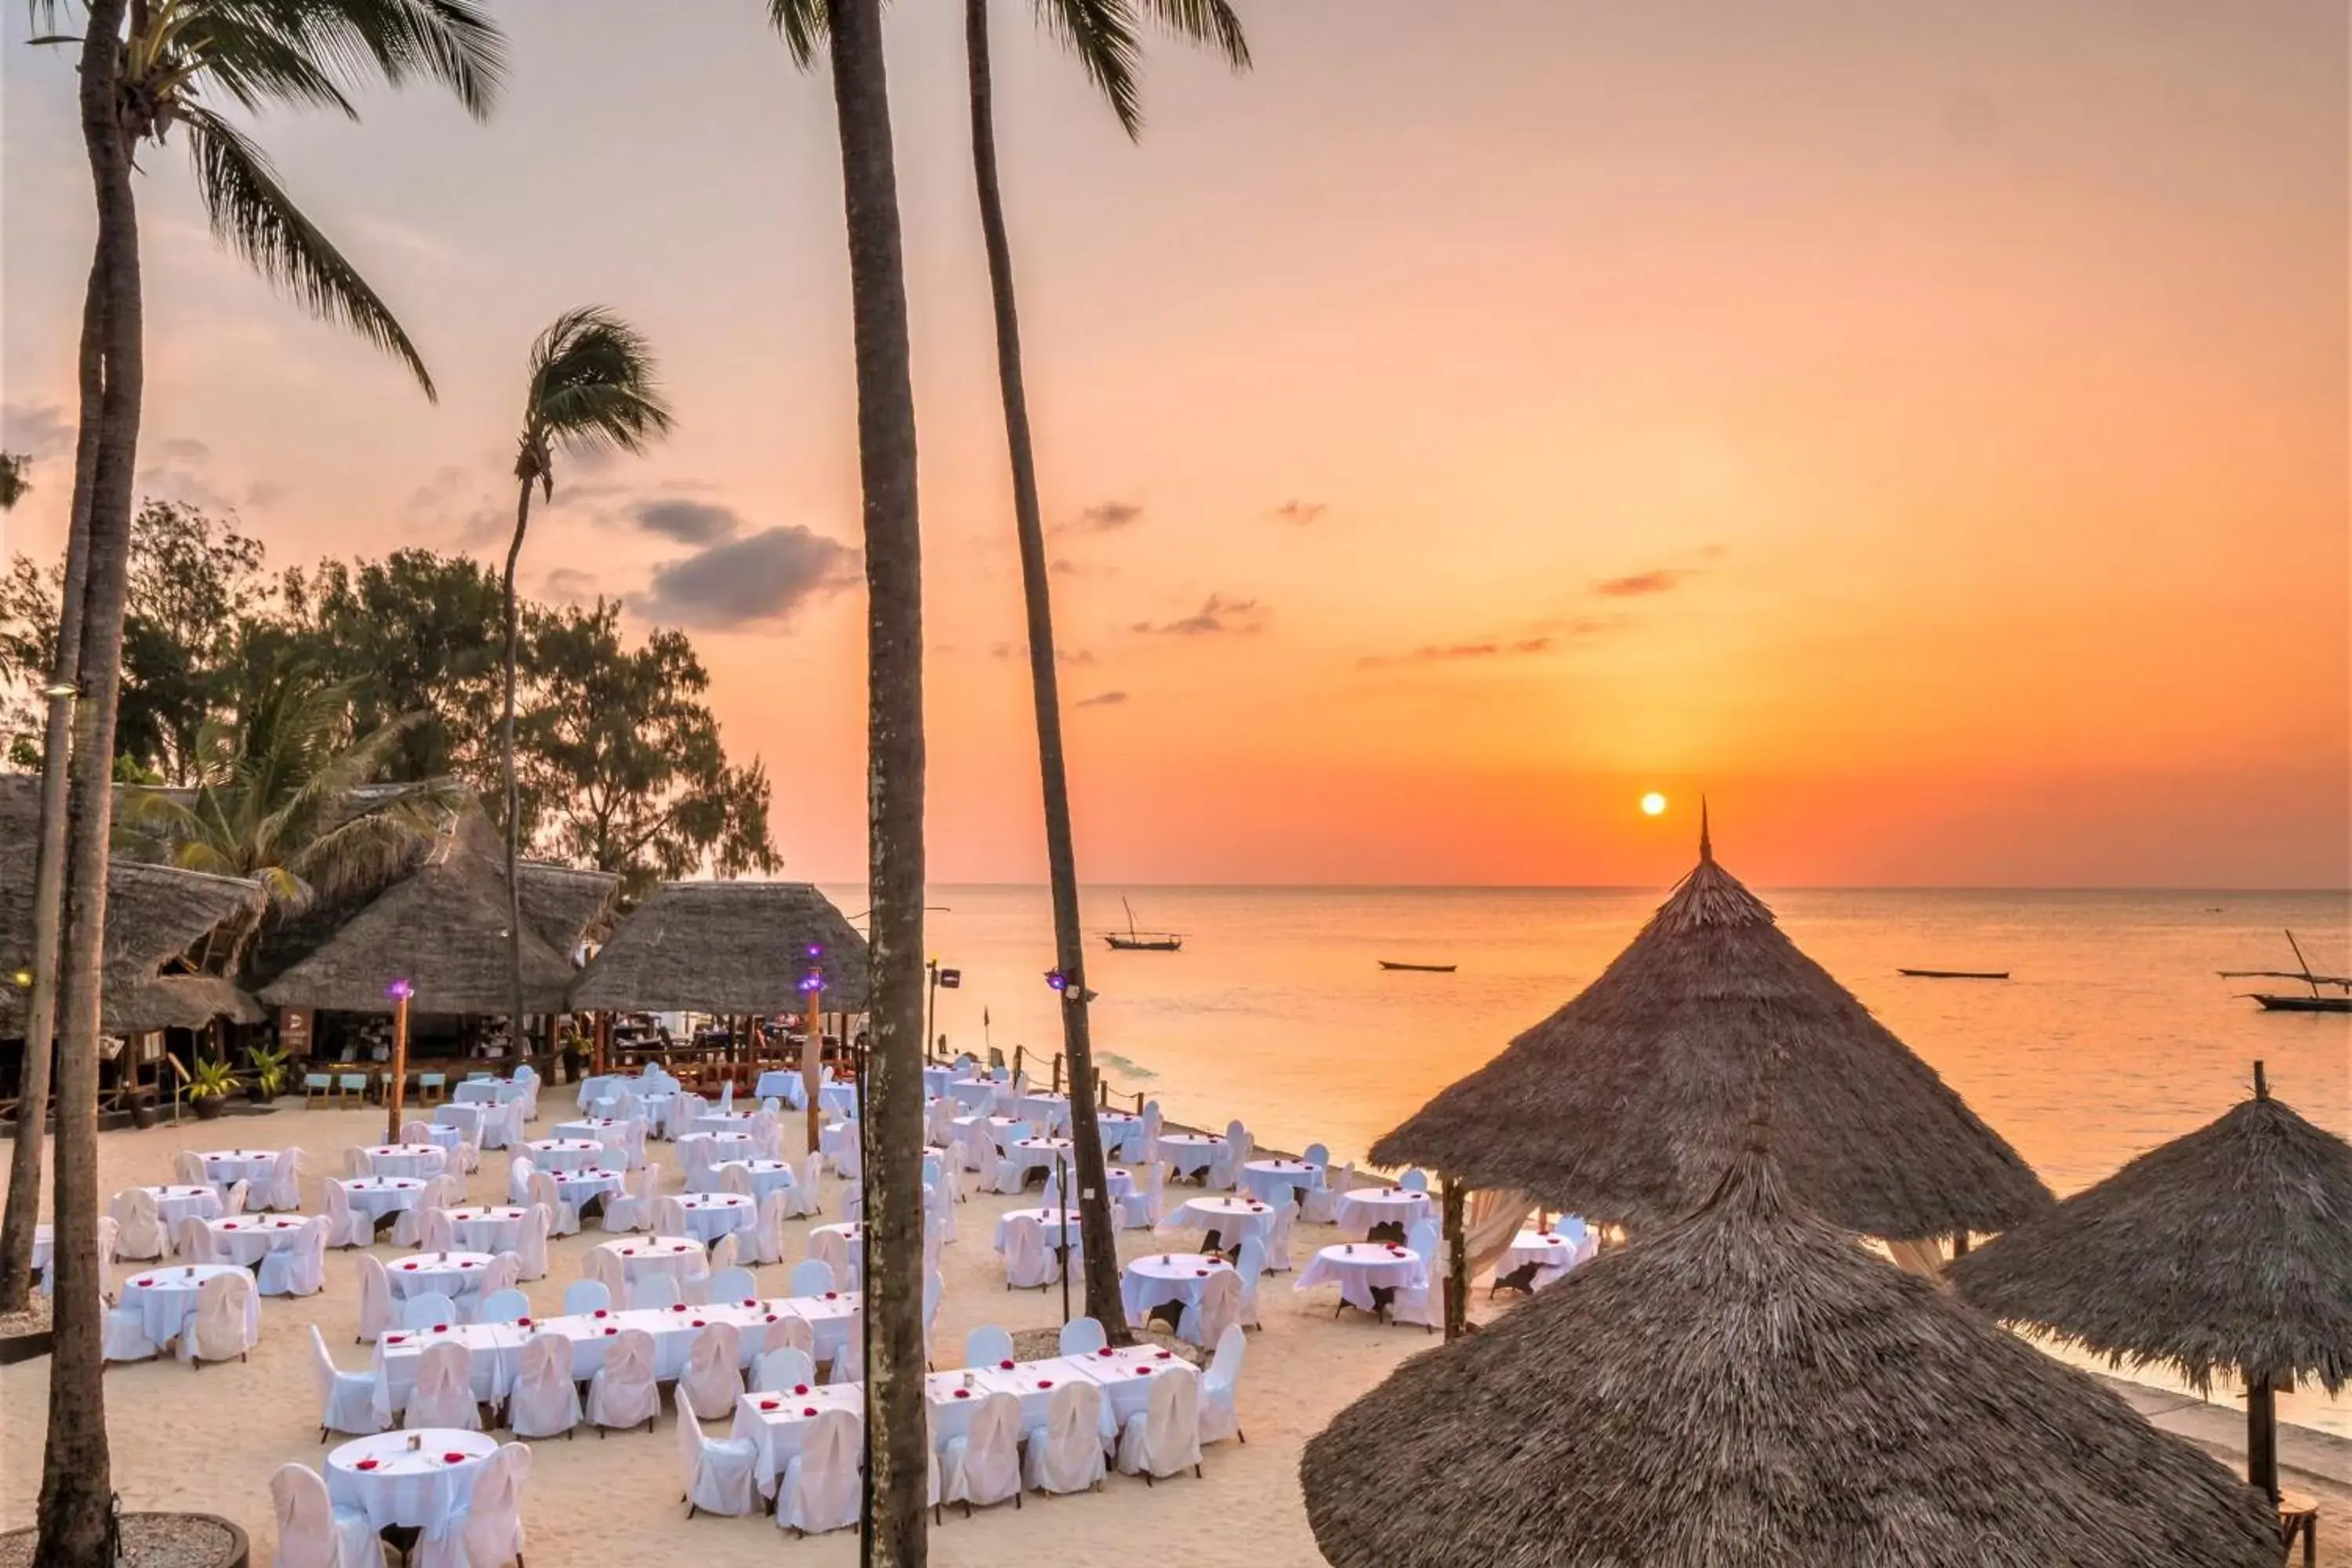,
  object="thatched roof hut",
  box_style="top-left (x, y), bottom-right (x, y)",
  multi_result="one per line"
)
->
top-left (1300, 1129), bottom-right (2281, 1568)
top-left (571, 880), bottom-right (868, 1014)
top-left (1370, 820), bottom-right (2049, 1240)
top-left (1951, 1063), bottom-right (2352, 1497)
